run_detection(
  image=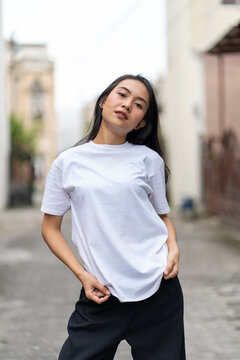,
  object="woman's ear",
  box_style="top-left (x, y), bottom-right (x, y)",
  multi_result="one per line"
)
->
top-left (135, 119), bottom-right (146, 130)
